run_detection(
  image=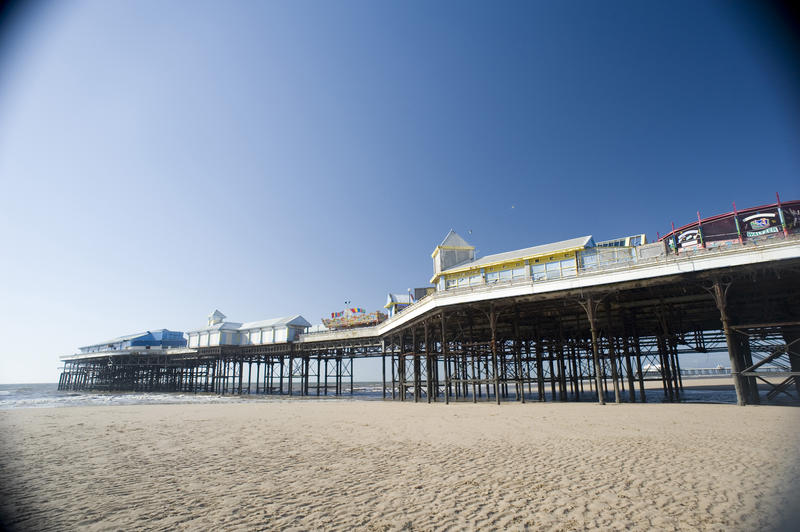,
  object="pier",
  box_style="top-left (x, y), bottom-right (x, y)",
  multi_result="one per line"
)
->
top-left (59, 235), bottom-right (800, 406)
top-left (58, 199), bottom-right (800, 406)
